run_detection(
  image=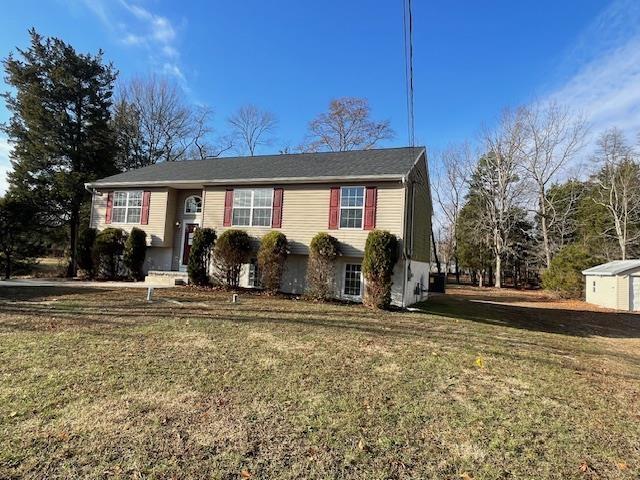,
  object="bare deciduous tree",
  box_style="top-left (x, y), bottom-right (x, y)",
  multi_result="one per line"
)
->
top-left (115, 76), bottom-right (194, 168)
top-left (520, 101), bottom-right (587, 268)
top-left (188, 105), bottom-right (233, 160)
top-left (227, 105), bottom-right (277, 156)
top-left (591, 128), bottom-right (640, 260)
top-left (433, 142), bottom-right (473, 283)
top-left (475, 108), bottom-right (528, 288)
top-left (303, 97), bottom-right (394, 152)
